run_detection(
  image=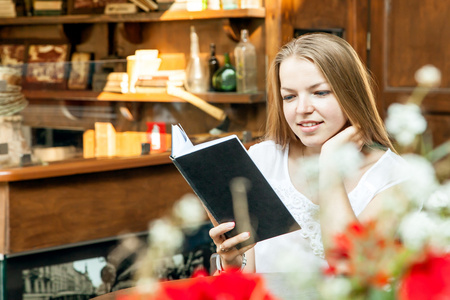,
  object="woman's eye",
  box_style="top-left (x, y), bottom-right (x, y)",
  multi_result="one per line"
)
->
top-left (313, 90), bottom-right (331, 97)
top-left (282, 94), bottom-right (295, 101)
